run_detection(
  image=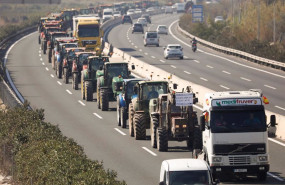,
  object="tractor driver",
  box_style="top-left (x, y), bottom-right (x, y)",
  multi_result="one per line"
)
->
top-left (147, 86), bottom-right (159, 100)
